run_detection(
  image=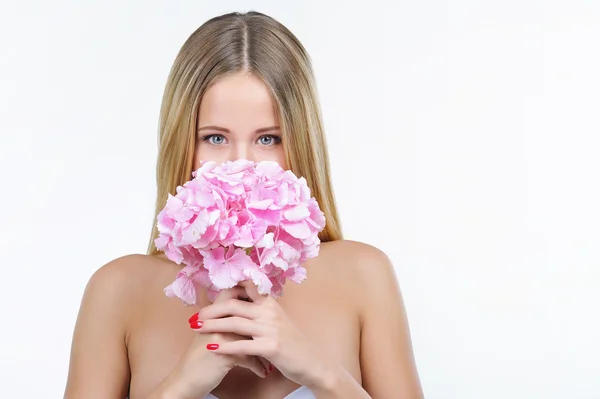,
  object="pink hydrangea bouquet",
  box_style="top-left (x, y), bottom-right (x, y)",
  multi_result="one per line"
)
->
top-left (154, 159), bottom-right (326, 305)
